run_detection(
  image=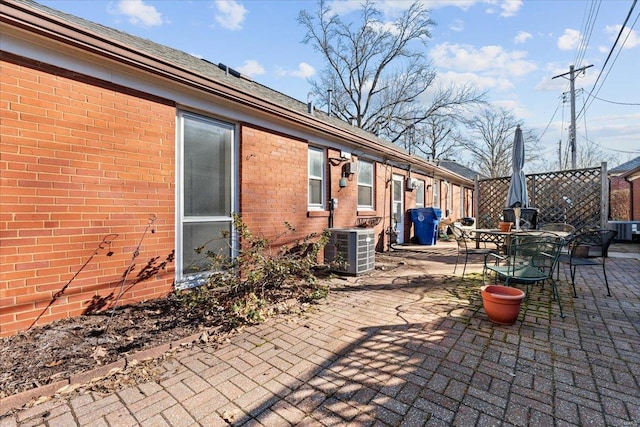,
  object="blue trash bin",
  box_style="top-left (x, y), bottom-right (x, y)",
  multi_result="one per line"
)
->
top-left (410, 208), bottom-right (442, 245)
